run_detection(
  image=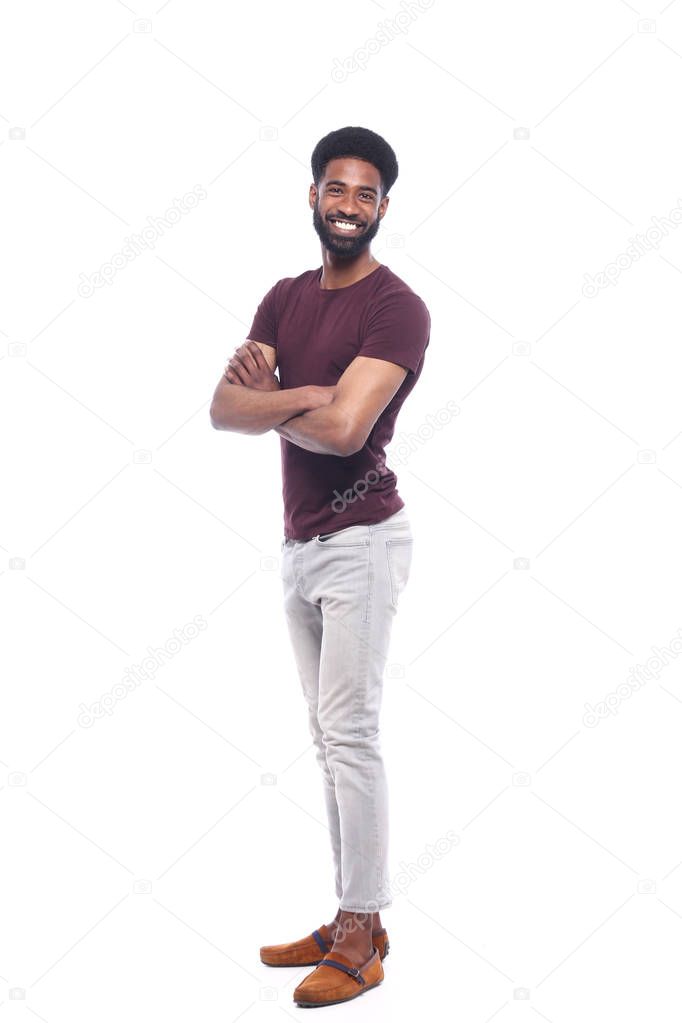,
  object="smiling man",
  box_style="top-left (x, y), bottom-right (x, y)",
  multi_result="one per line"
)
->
top-left (210, 126), bottom-right (431, 1008)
